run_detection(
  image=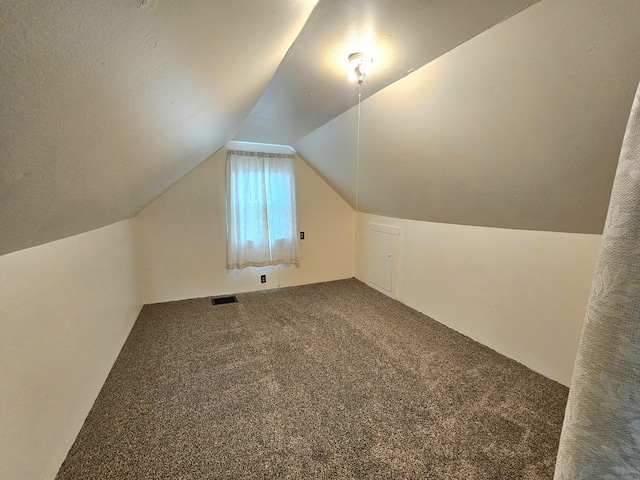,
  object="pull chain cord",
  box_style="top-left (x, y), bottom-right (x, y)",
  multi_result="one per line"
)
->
top-left (356, 82), bottom-right (361, 212)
